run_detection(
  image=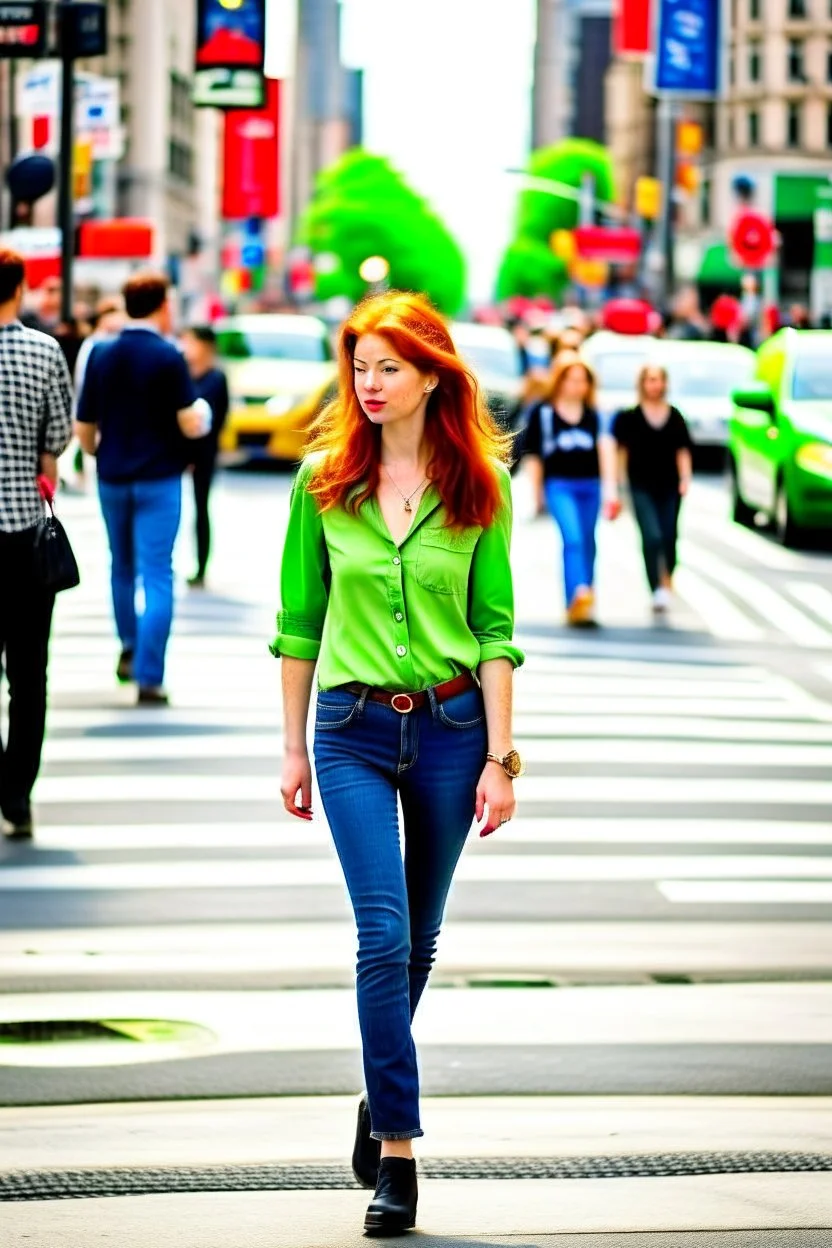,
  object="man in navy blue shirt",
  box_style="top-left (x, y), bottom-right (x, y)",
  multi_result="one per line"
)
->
top-left (76, 272), bottom-right (210, 705)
